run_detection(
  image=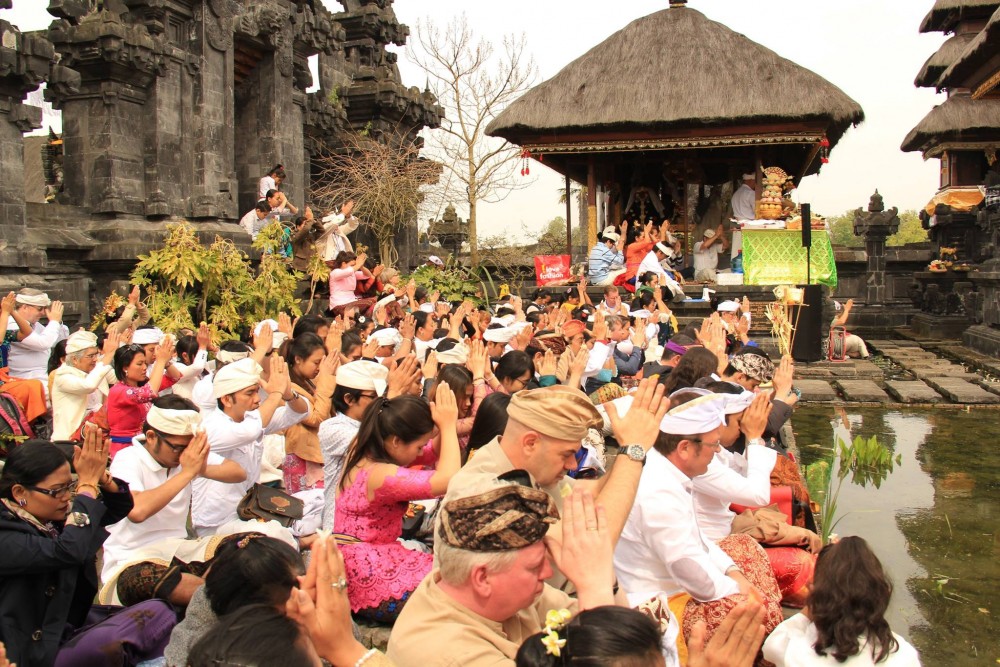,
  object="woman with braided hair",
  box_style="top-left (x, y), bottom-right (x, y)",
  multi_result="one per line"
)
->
top-left (333, 383), bottom-right (460, 622)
